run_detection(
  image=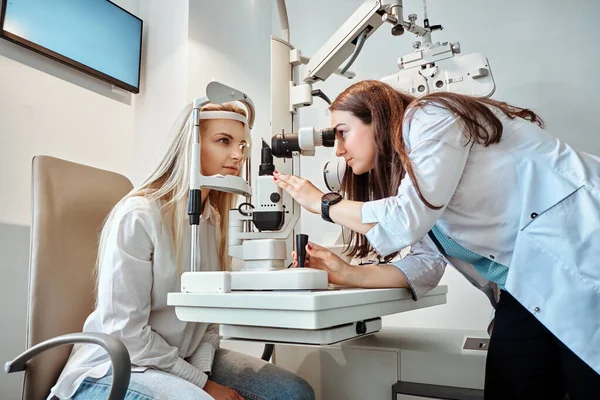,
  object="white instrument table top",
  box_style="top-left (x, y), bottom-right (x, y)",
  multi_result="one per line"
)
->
top-left (168, 285), bottom-right (447, 330)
